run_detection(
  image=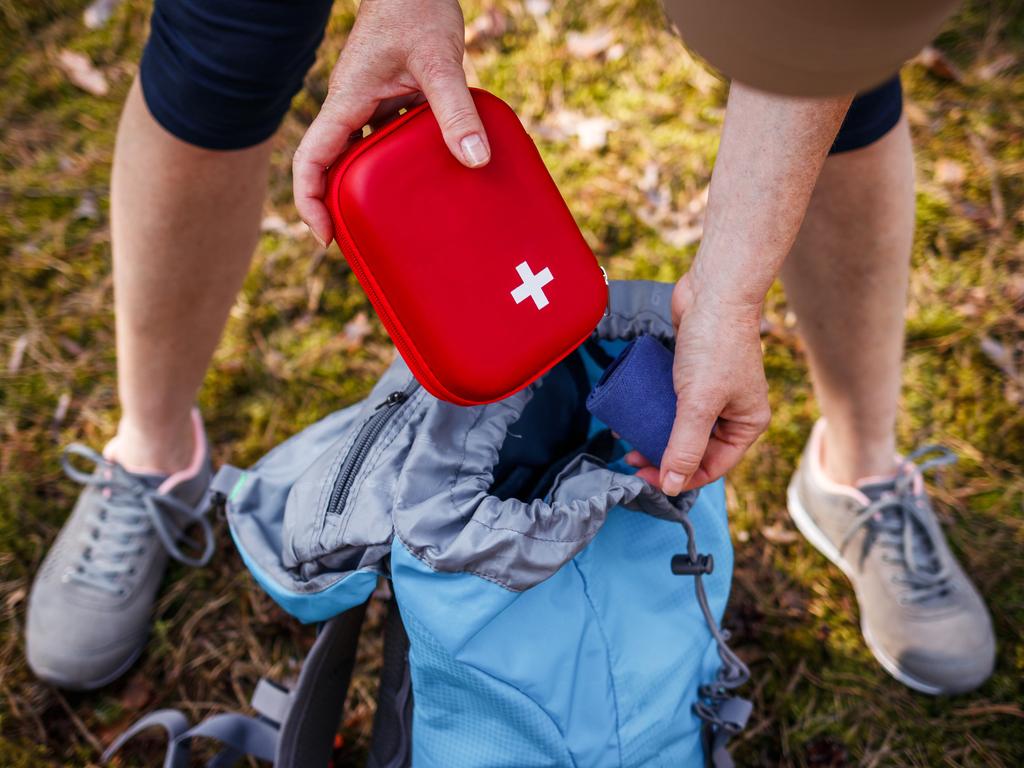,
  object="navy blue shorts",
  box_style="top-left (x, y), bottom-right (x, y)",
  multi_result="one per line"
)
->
top-left (139, 0), bottom-right (903, 153)
top-left (830, 76), bottom-right (903, 155)
top-left (140, 0), bottom-right (333, 150)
